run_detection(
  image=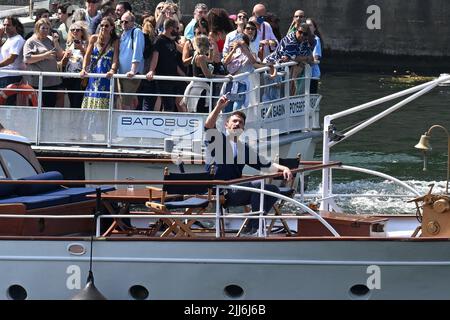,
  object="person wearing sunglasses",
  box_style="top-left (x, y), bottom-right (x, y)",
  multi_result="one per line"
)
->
top-left (222, 10), bottom-right (248, 58)
top-left (251, 3), bottom-right (278, 60)
top-left (59, 21), bottom-right (88, 108)
top-left (80, 16), bottom-right (119, 109)
top-left (117, 11), bottom-right (145, 110)
top-left (287, 9), bottom-right (305, 35)
top-left (262, 23), bottom-right (314, 100)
